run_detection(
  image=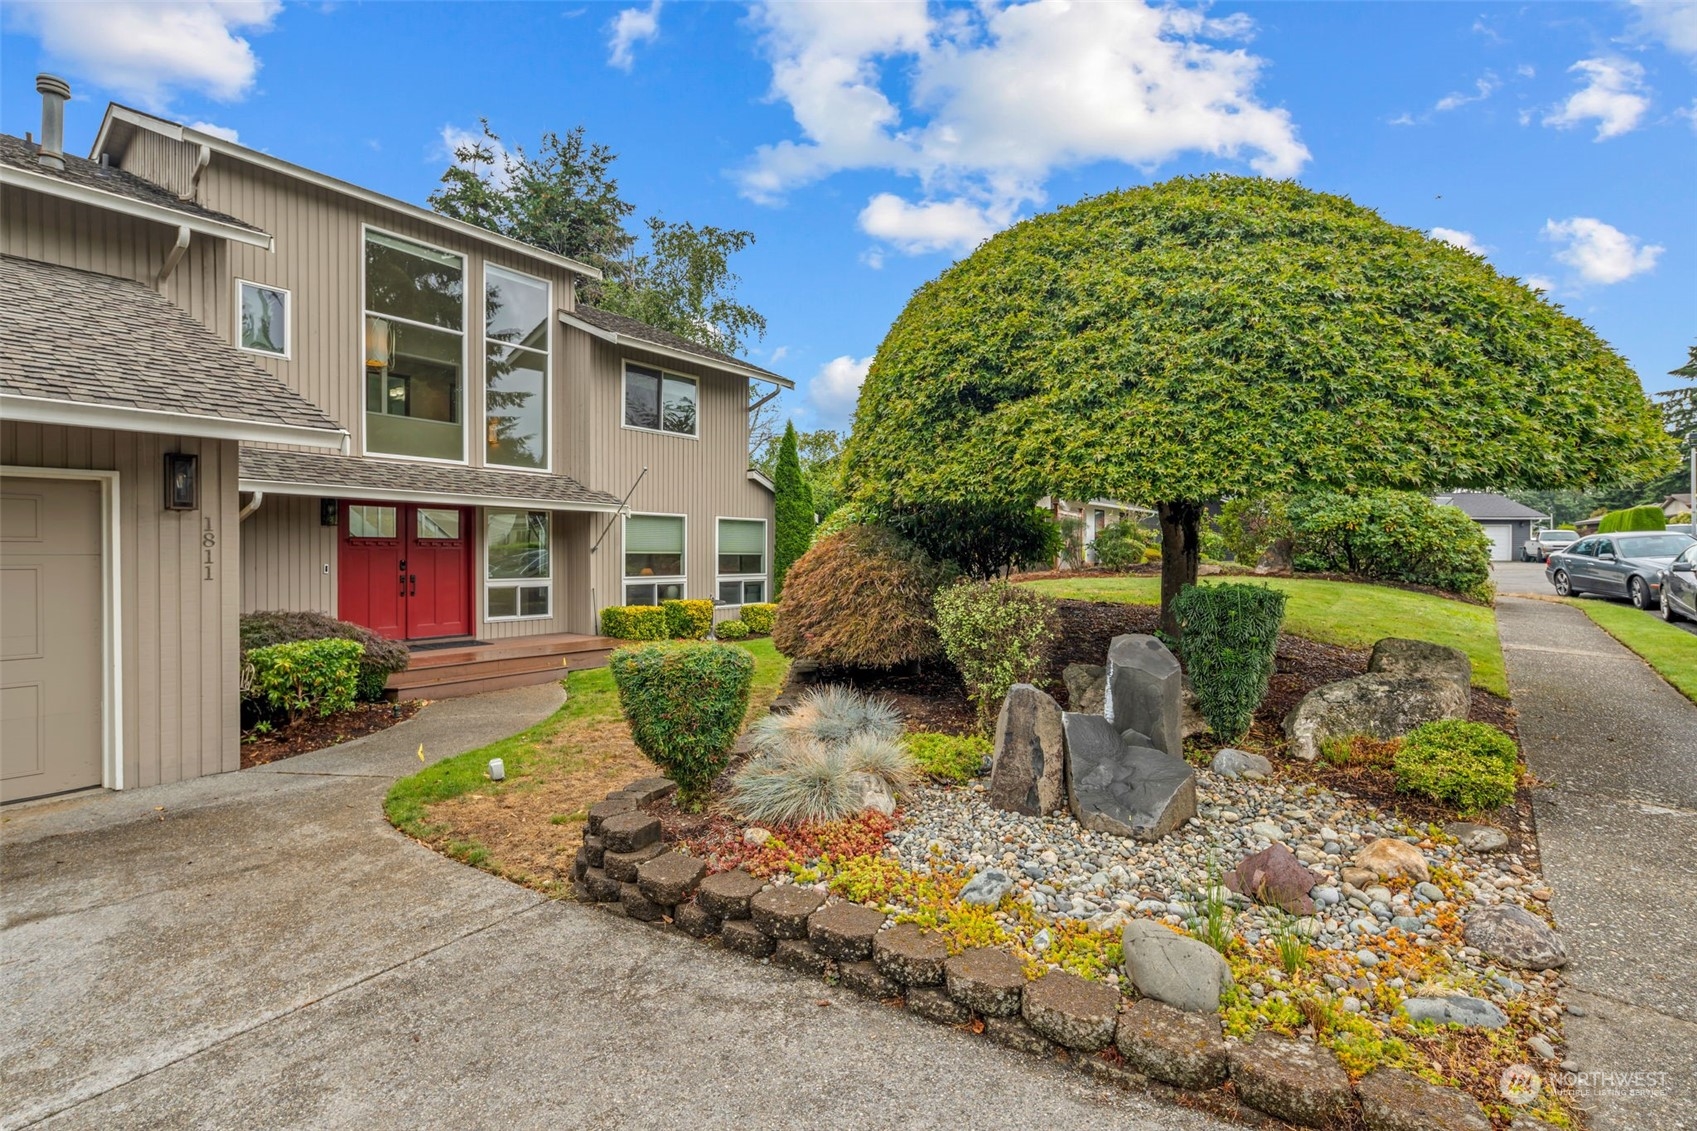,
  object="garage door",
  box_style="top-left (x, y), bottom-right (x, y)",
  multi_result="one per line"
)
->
top-left (1, 478), bottom-right (103, 802)
top-left (1480, 523), bottom-right (1514, 562)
